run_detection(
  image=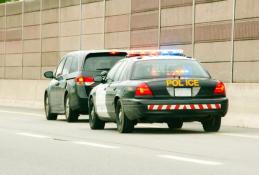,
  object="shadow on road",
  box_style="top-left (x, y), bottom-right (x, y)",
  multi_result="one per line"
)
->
top-left (104, 127), bottom-right (204, 134)
top-left (56, 119), bottom-right (89, 123)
